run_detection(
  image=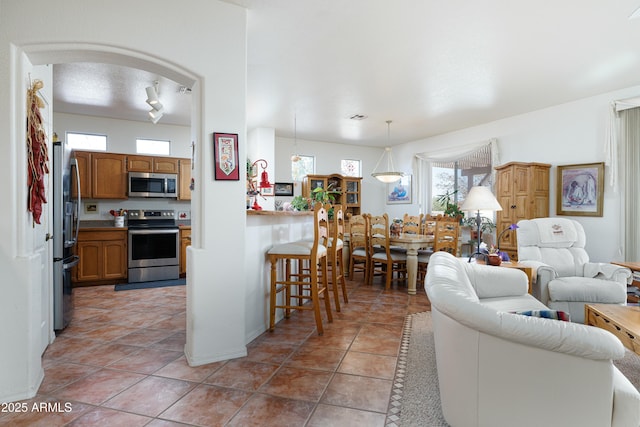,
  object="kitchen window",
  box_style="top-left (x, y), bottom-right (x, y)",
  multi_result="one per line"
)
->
top-left (136, 138), bottom-right (170, 155)
top-left (66, 132), bottom-right (107, 151)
